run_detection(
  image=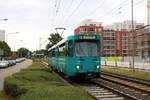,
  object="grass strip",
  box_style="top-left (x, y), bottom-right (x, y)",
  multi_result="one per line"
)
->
top-left (102, 66), bottom-right (150, 81)
top-left (4, 61), bottom-right (92, 100)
